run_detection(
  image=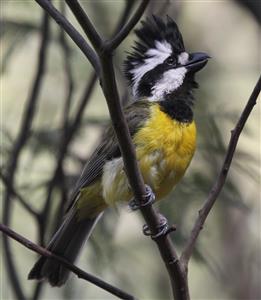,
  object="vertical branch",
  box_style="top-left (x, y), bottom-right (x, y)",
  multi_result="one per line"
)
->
top-left (48, 1), bottom-right (75, 232)
top-left (4, 0), bottom-right (259, 299)
top-left (99, 49), bottom-right (189, 300)
top-left (60, 1), bottom-right (74, 132)
top-left (34, 1), bottom-right (190, 299)
top-left (2, 11), bottom-right (50, 300)
top-left (66, 1), bottom-right (189, 299)
top-left (40, 0), bottom-right (137, 236)
top-left (38, 71), bottom-right (97, 243)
